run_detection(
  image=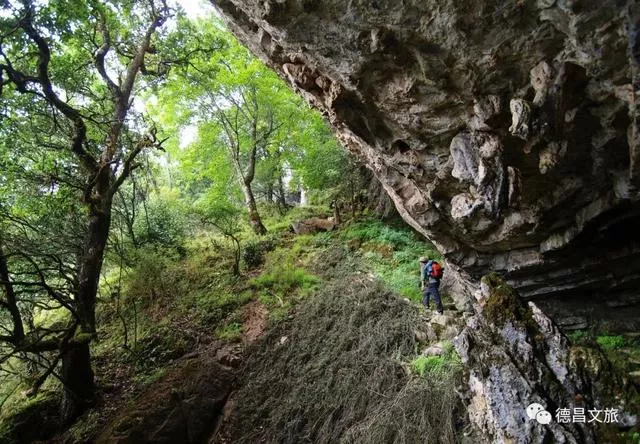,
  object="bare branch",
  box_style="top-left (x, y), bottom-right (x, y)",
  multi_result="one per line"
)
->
top-left (93, 7), bottom-right (120, 98)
